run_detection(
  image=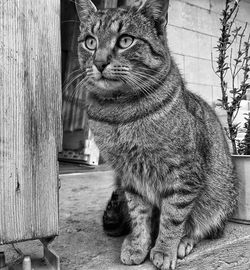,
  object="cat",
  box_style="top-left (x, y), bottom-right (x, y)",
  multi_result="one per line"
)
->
top-left (75, 0), bottom-right (239, 269)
